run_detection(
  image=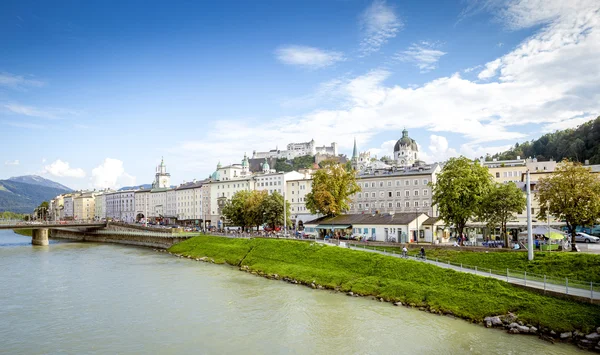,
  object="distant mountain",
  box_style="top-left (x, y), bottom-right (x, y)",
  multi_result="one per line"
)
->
top-left (8, 175), bottom-right (72, 191)
top-left (490, 116), bottom-right (600, 164)
top-left (0, 179), bottom-right (67, 214)
top-left (119, 184), bottom-right (152, 191)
